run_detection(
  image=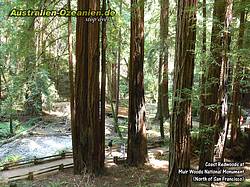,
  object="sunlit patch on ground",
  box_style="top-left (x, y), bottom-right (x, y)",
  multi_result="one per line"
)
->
top-left (148, 158), bottom-right (168, 170)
